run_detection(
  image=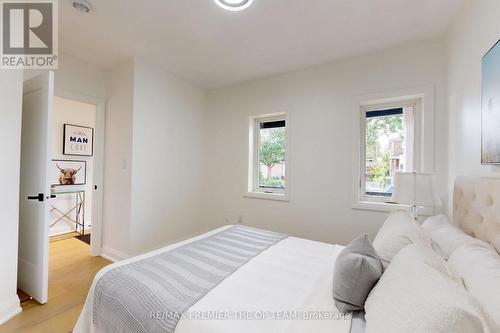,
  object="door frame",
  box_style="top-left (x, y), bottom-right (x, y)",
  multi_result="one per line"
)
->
top-left (54, 89), bottom-right (105, 256)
